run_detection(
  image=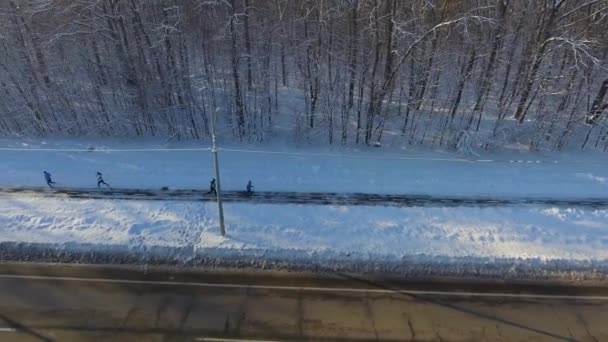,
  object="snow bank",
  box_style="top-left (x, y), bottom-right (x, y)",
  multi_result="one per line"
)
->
top-left (1, 196), bottom-right (608, 275)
